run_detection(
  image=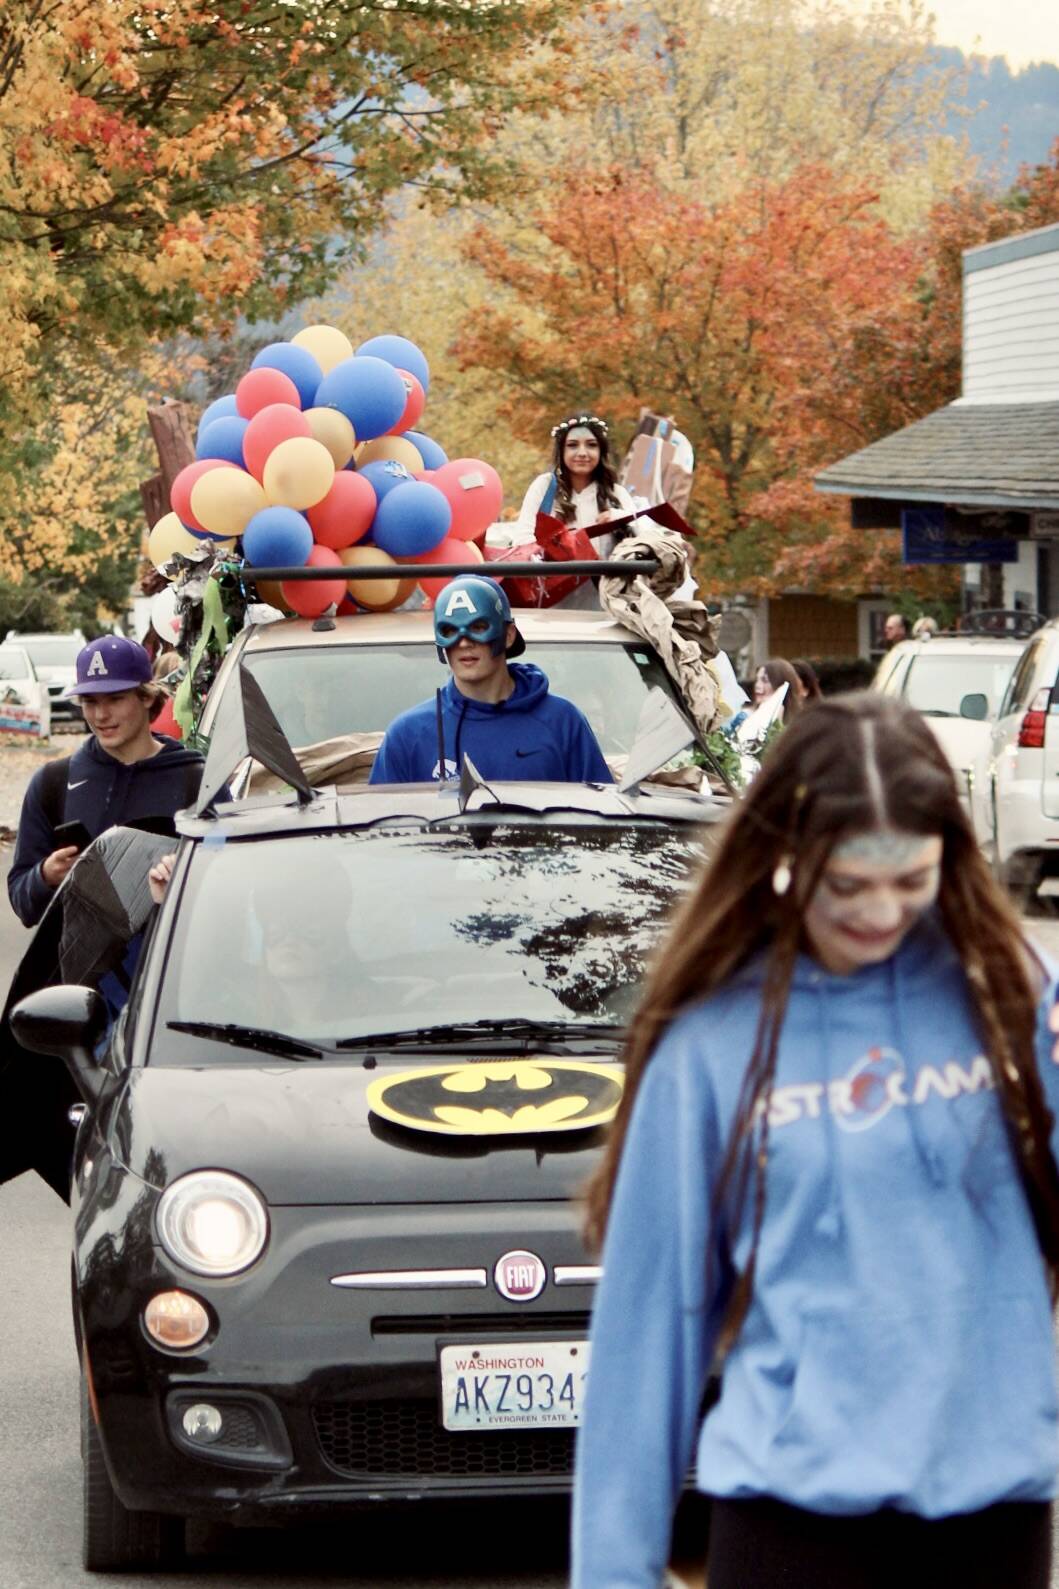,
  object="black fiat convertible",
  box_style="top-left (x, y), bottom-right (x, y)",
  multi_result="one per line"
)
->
top-left (13, 762), bottom-right (716, 1569)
